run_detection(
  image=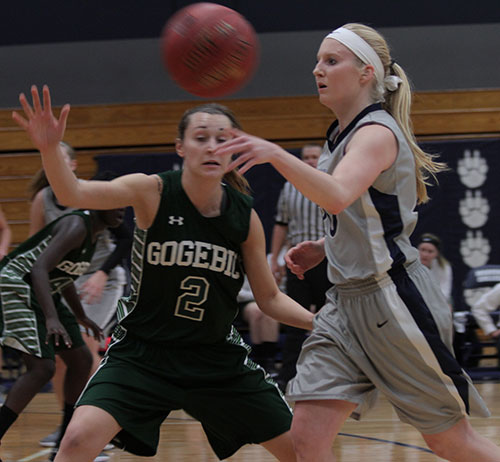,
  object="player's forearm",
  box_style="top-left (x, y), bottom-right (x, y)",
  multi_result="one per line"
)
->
top-left (40, 144), bottom-right (82, 207)
top-left (259, 291), bottom-right (314, 331)
top-left (30, 268), bottom-right (59, 321)
top-left (0, 228), bottom-right (11, 256)
top-left (269, 149), bottom-right (348, 214)
top-left (61, 284), bottom-right (87, 320)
